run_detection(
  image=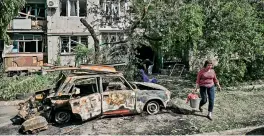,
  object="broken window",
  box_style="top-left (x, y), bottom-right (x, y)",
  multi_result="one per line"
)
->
top-left (60, 0), bottom-right (67, 16)
top-left (61, 36), bottom-right (70, 53)
top-left (79, 0), bottom-right (87, 17)
top-left (60, 0), bottom-right (87, 17)
top-left (70, 36), bottom-right (78, 52)
top-left (80, 36), bottom-right (88, 45)
top-left (25, 41), bottom-right (36, 52)
top-left (101, 32), bottom-right (125, 45)
top-left (71, 78), bottom-right (98, 96)
top-left (69, 0), bottom-right (78, 16)
top-left (18, 42), bottom-right (24, 52)
top-left (100, 0), bottom-right (122, 27)
top-left (18, 4), bottom-right (45, 19)
top-left (60, 36), bottom-right (89, 53)
top-left (102, 77), bottom-right (130, 92)
top-left (10, 34), bottom-right (44, 53)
